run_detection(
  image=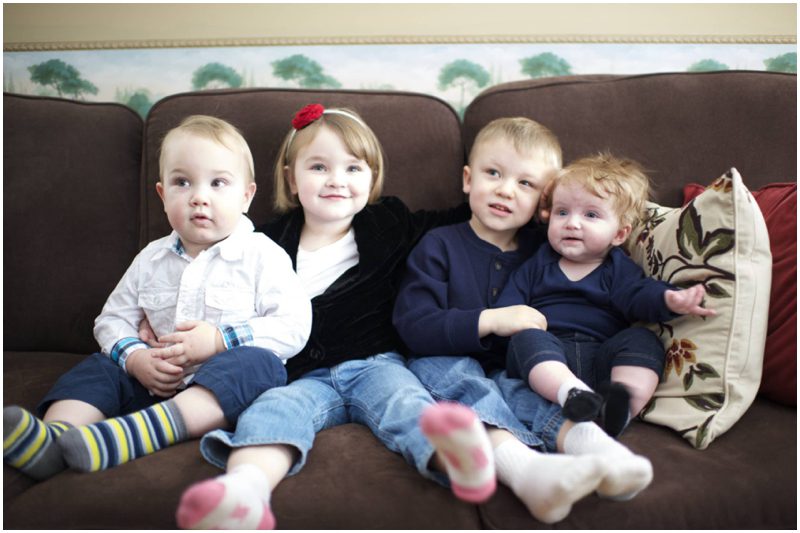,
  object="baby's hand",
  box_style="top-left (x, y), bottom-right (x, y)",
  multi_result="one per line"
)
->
top-left (153, 321), bottom-right (224, 367)
top-left (138, 317), bottom-right (167, 348)
top-left (479, 305), bottom-right (548, 338)
top-left (664, 284), bottom-right (717, 317)
top-left (126, 349), bottom-right (184, 397)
